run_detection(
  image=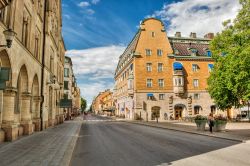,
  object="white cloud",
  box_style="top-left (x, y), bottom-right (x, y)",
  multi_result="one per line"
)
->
top-left (86, 9), bottom-right (95, 15)
top-left (63, 14), bottom-right (71, 19)
top-left (91, 0), bottom-right (100, 5)
top-left (66, 45), bottom-right (125, 106)
top-left (78, 1), bottom-right (90, 7)
top-left (150, 0), bottom-right (241, 37)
